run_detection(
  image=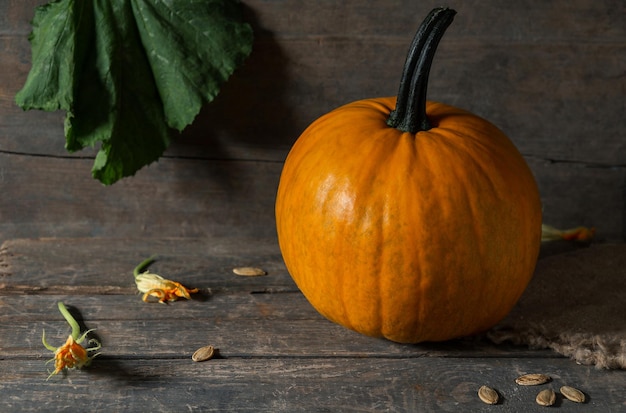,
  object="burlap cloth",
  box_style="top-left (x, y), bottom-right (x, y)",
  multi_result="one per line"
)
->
top-left (486, 242), bottom-right (626, 369)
